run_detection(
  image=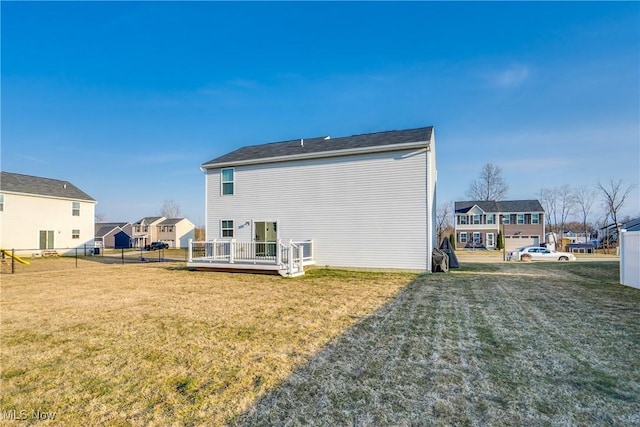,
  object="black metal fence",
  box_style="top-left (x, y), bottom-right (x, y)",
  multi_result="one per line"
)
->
top-left (0, 246), bottom-right (189, 274)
